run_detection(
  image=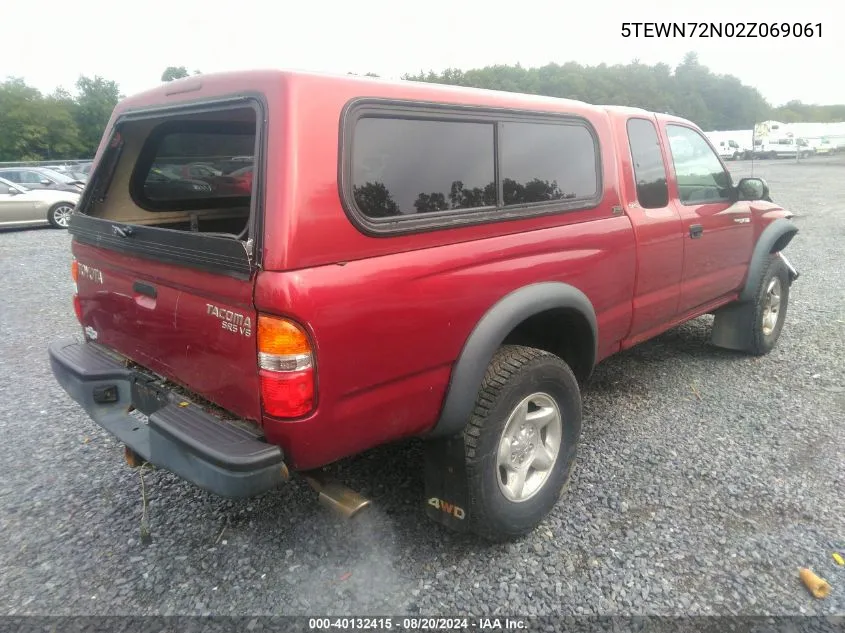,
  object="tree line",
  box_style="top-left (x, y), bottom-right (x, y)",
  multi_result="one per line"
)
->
top-left (2, 55), bottom-right (843, 162)
top-left (0, 76), bottom-right (121, 162)
top-left (0, 67), bottom-right (197, 163)
top-left (399, 53), bottom-right (845, 130)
